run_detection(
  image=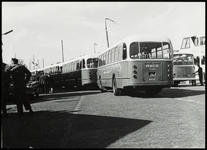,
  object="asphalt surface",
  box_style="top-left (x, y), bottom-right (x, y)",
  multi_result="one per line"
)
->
top-left (1, 84), bottom-right (205, 148)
